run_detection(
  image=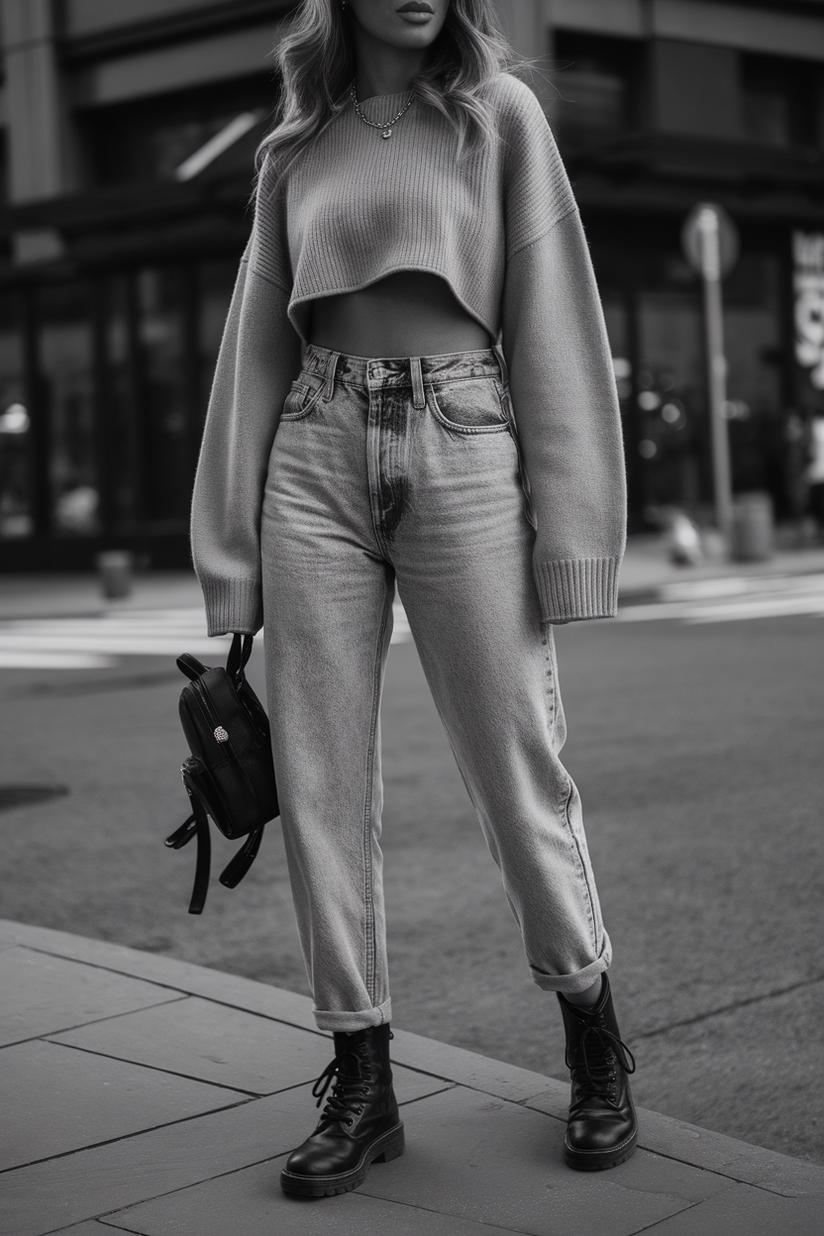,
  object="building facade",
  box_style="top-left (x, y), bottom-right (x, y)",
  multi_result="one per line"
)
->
top-left (0, 0), bottom-right (822, 568)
